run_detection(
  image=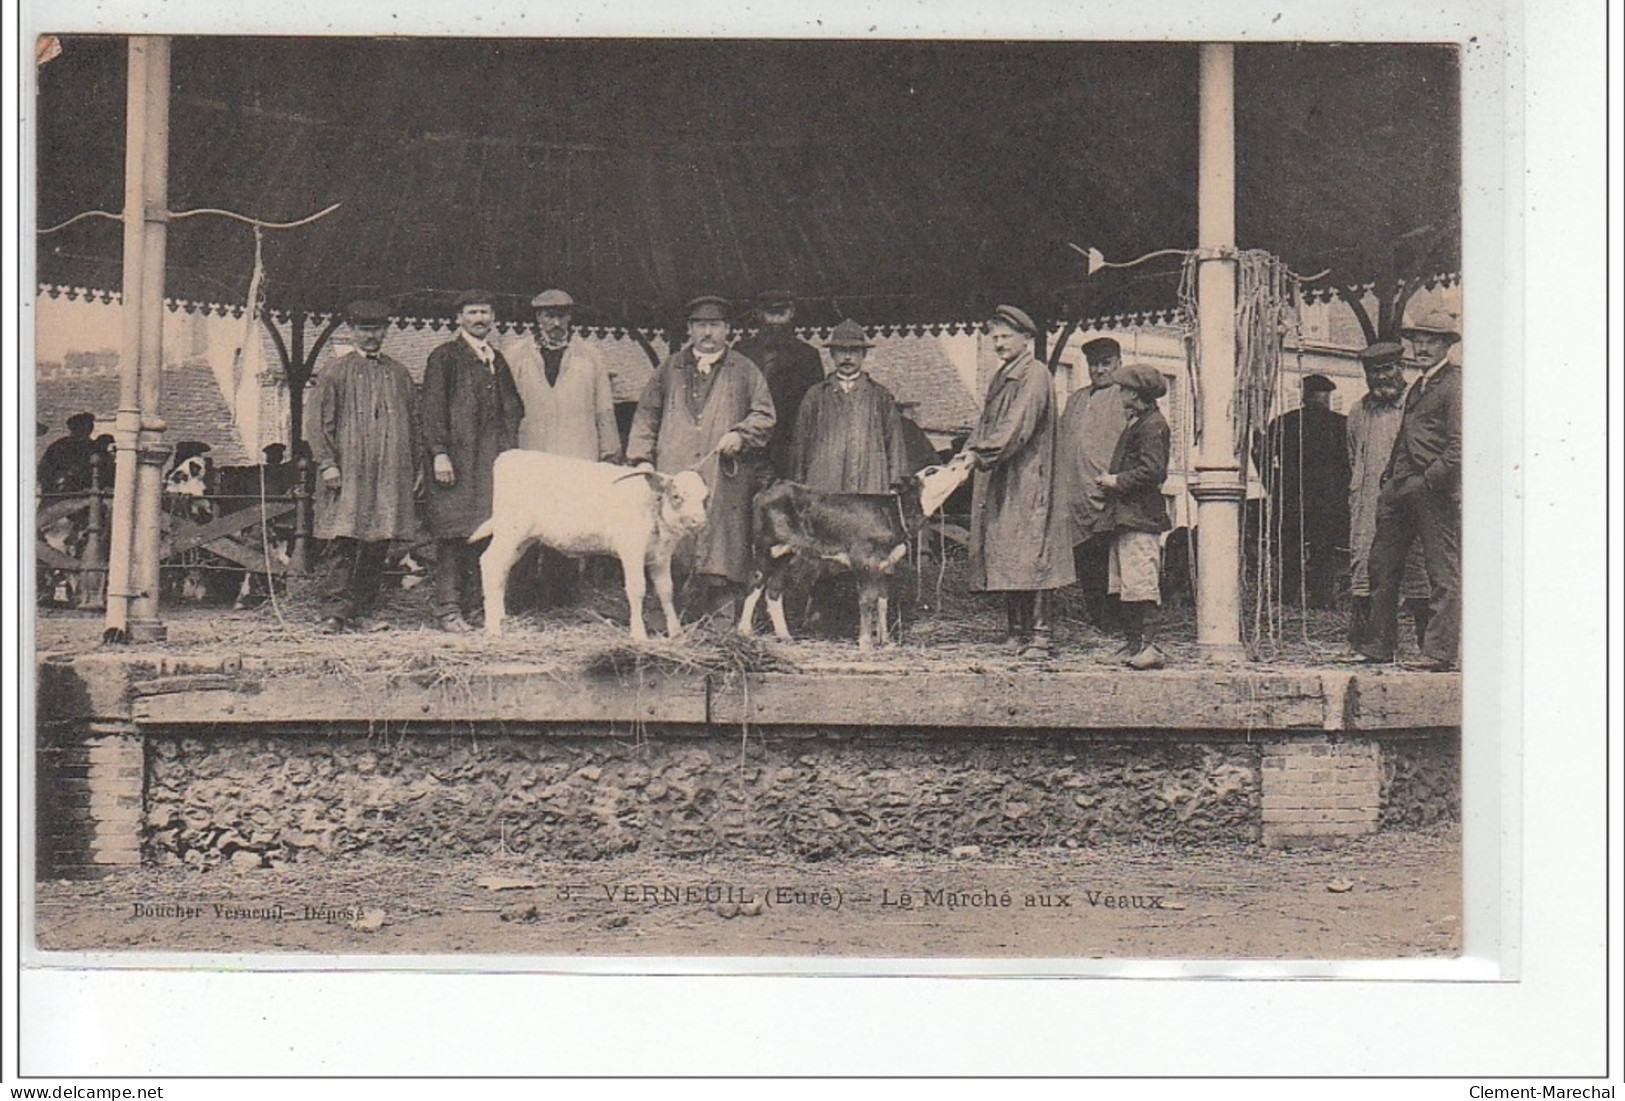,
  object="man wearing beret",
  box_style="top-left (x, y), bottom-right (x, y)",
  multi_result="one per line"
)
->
top-left (962, 305), bottom-right (1075, 657)
top-left (627, 295), bottom-right (775, 619)
top-left (309, 299), bottom-right (420, 632)
top-left (733, 290), bottom-right (825, 484)
top-left (1260, 373), bottom-right (1351, 609)
top-left (1346, 341), bottom-right (1433, 653)
top-left (1056, 335), bottom-right (1130, 633)
top-left (1356, 309), bottom-right (1463, 671)
top-left (1096, 364), bottom-right (1173, 669)
top-left (421, 289), bottom-right (525, 632)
